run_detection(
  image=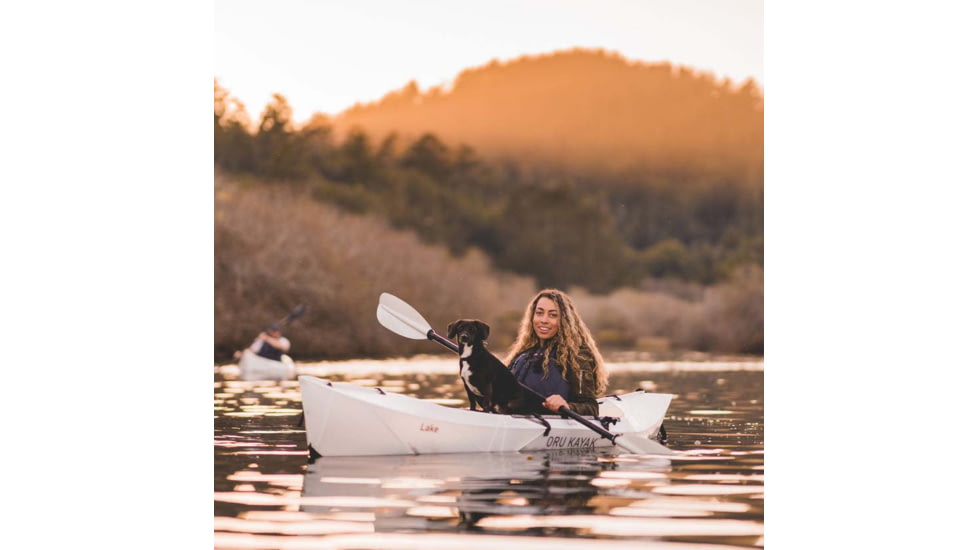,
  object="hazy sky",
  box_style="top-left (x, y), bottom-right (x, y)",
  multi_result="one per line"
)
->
top-left (215, 0), bottom-right (763, 123)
